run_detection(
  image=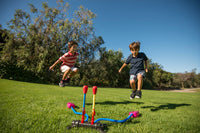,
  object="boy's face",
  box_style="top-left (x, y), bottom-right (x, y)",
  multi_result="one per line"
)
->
top-left (70, 45), bottom-right (78, 54)
top-left (131, 48), bottom-right (139, 57)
